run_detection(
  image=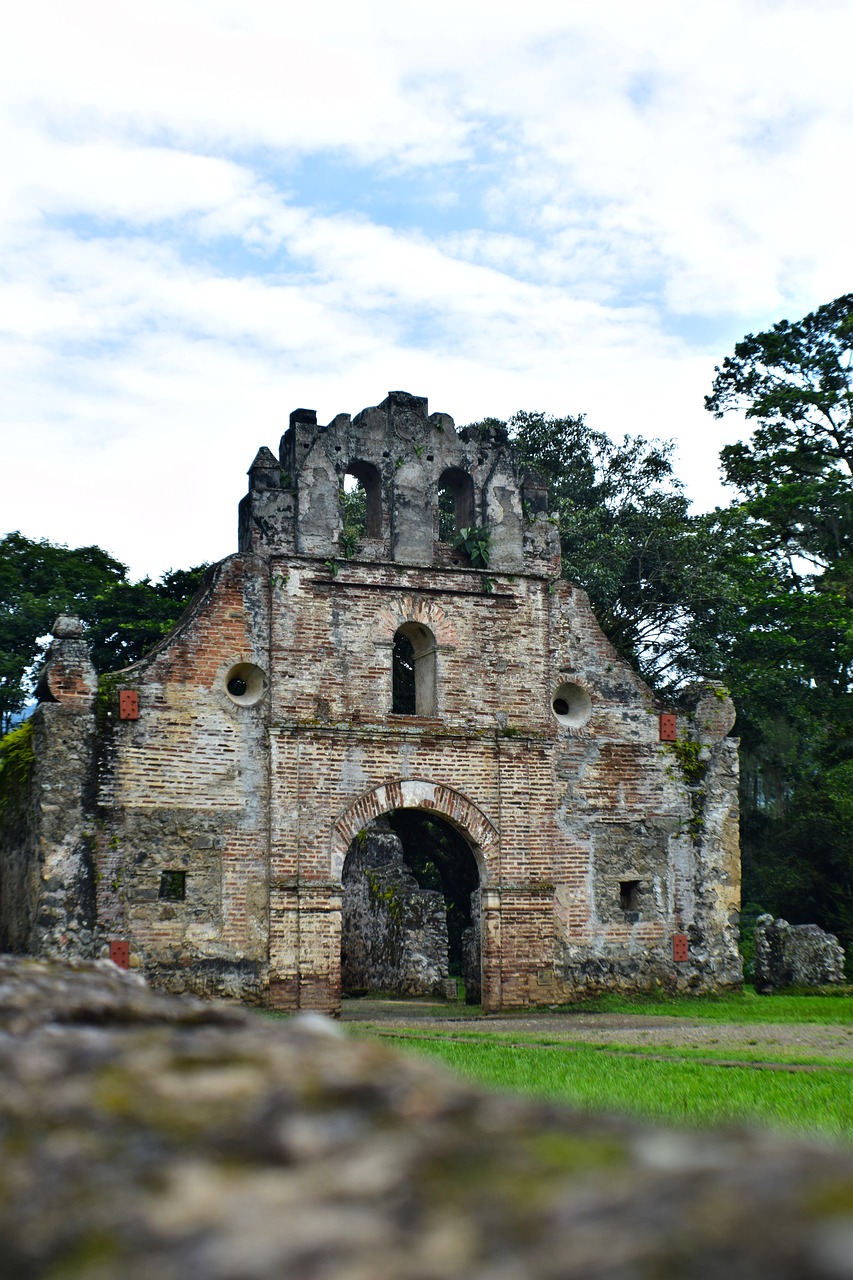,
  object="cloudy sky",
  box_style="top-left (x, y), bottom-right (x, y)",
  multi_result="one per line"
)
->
top-left (2, 0), bottom-right (851, 579)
